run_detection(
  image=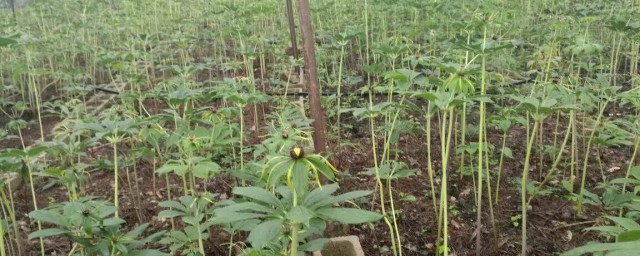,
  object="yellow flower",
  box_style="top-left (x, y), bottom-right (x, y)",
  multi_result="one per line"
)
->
top-left (289, 146), bottom-right (304, 159)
